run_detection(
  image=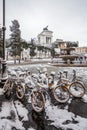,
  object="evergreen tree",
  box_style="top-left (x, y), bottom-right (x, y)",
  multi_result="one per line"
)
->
top-left (29, 39), bottom-right (36, 58)
top-left (21, 40), bottom-right (29, 49)
top-left (10, 20), bottom-right (22, 63)
top-left (9, 20), bottom-right (22, 63)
